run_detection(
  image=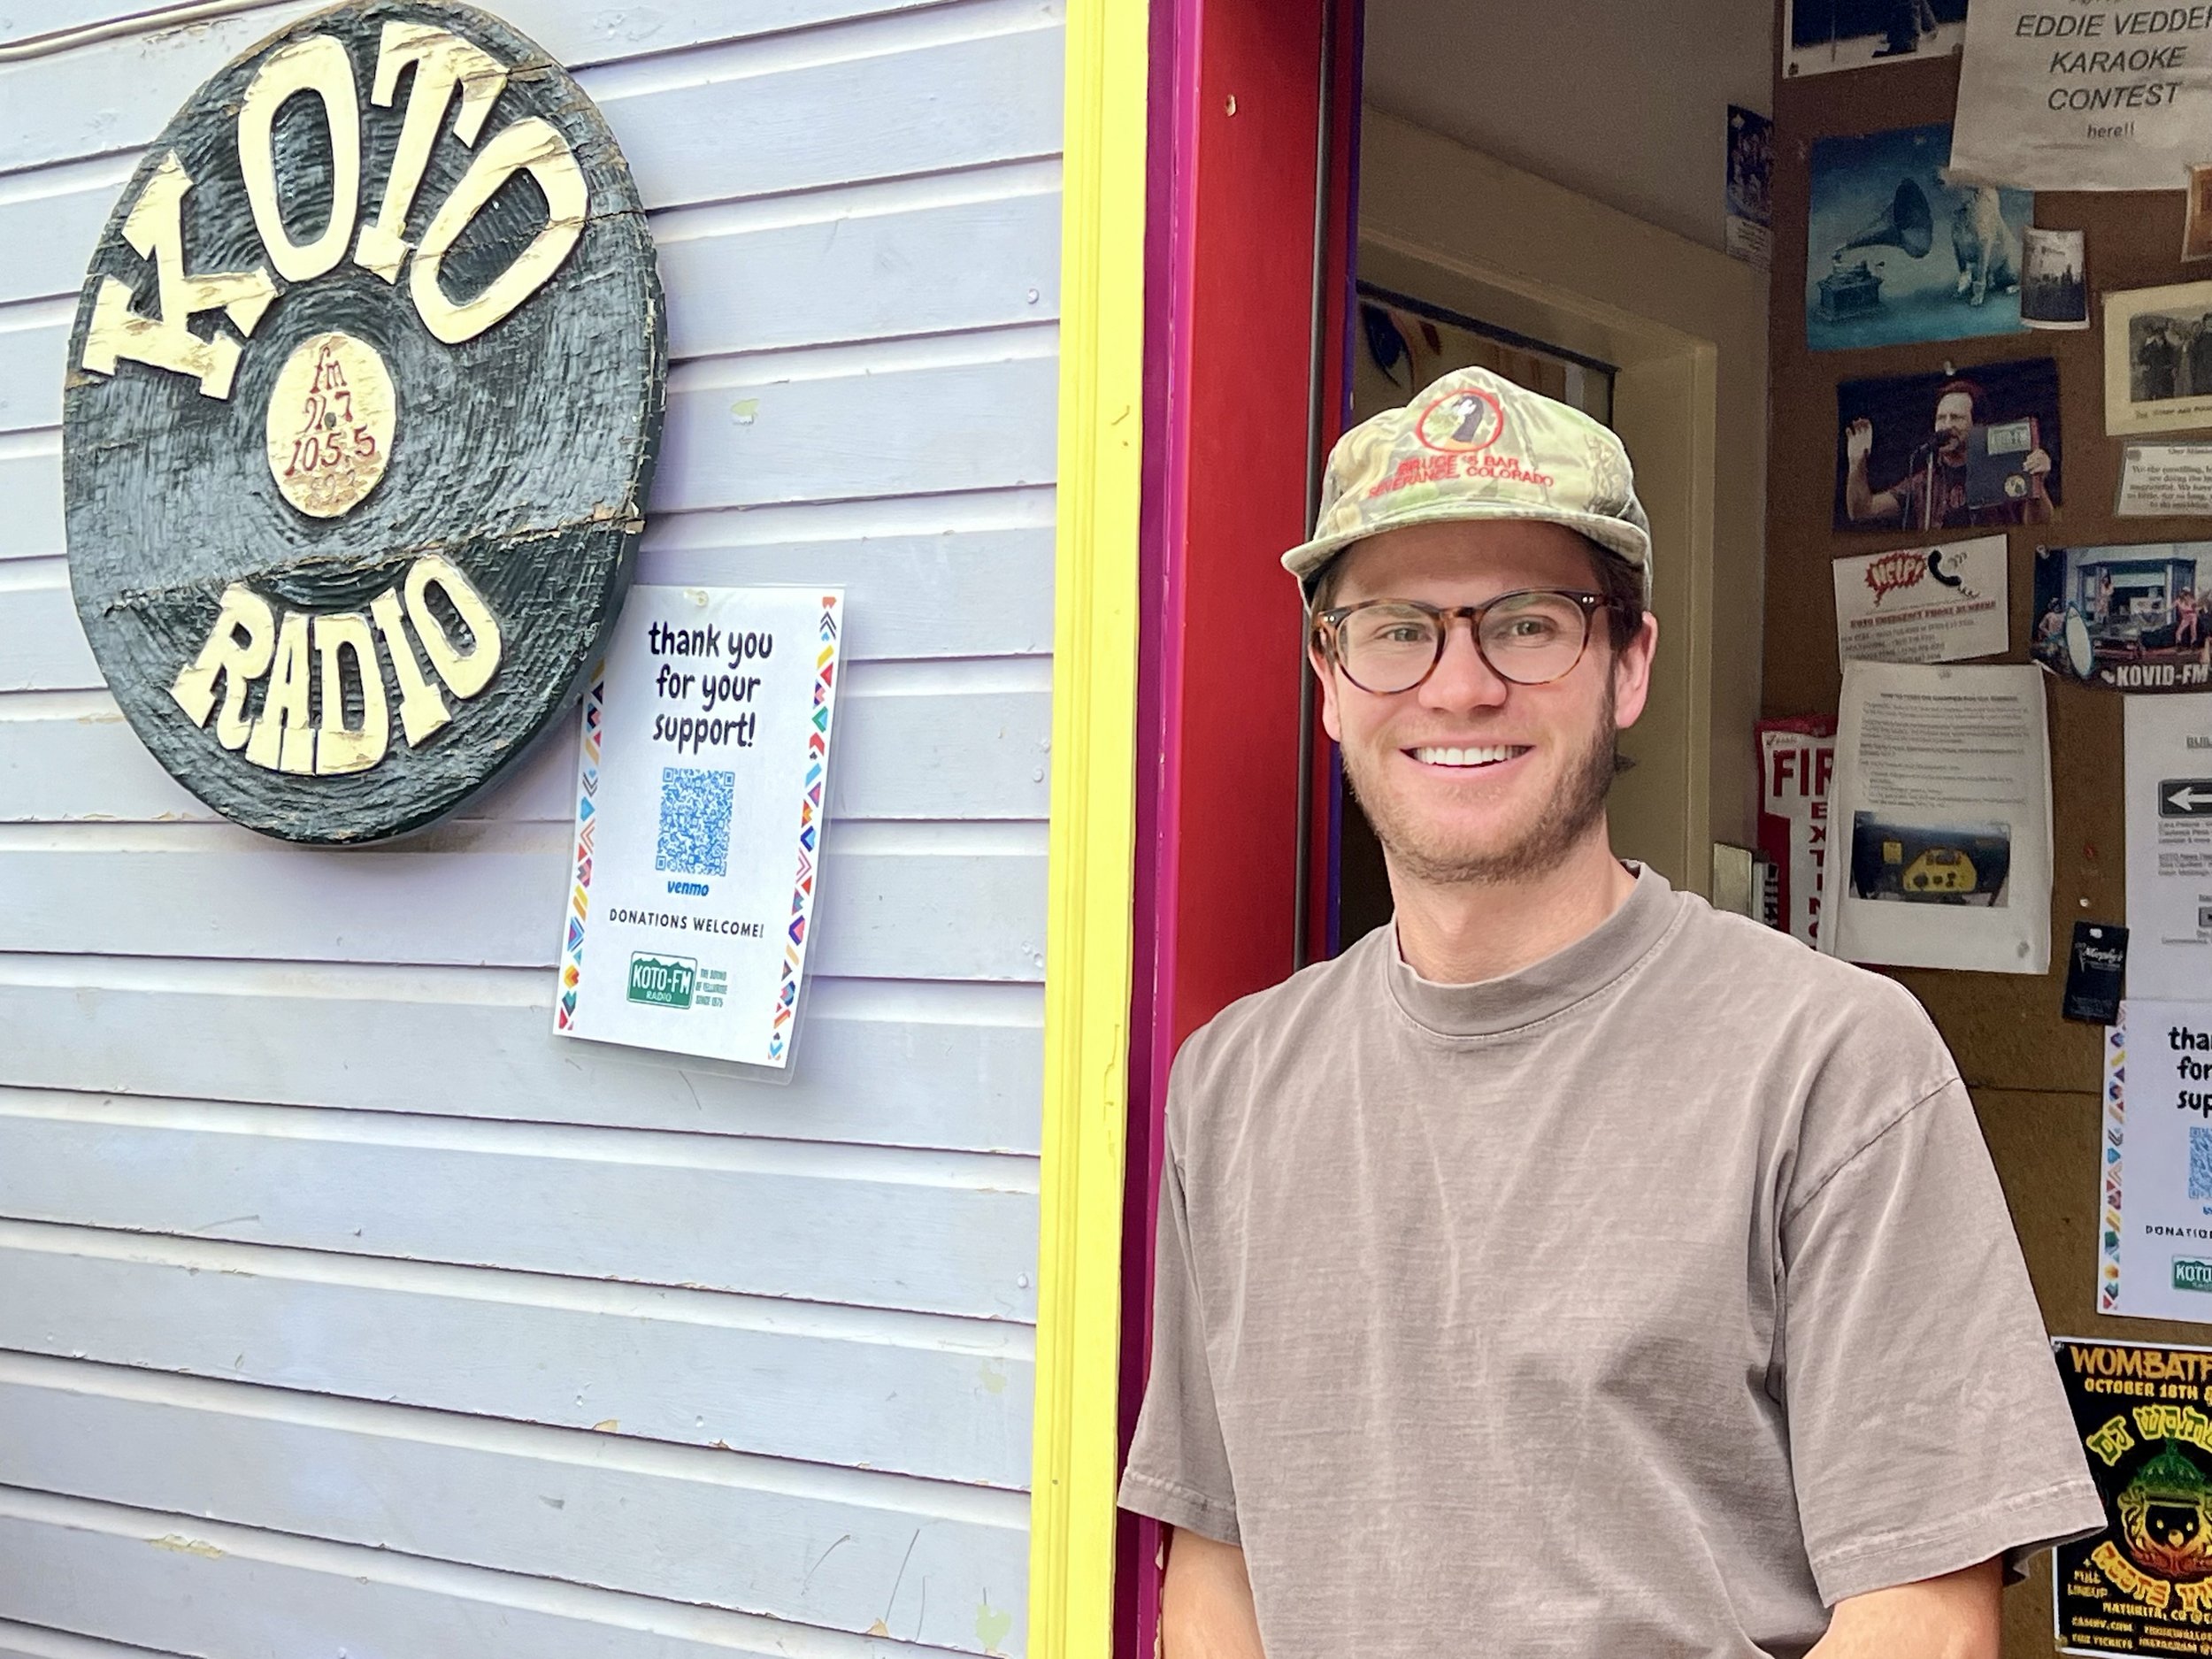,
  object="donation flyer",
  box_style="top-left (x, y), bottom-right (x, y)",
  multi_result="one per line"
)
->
top-left (1950, 2), bottom-right (2212, 192)
top-left (1821, 662), bottom-right (2055, 974)
top-left (2127, 693), bottom-right (2212, 998)
top-left (553, 584), bottom-right (844, 1069)
top-left (2096, 1004), bottom-right (2212, 1322)
top-left (1831, 534), bottom-right (2010, 668)
top-left (2051, 1336), bottom-right (2212, 1652)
